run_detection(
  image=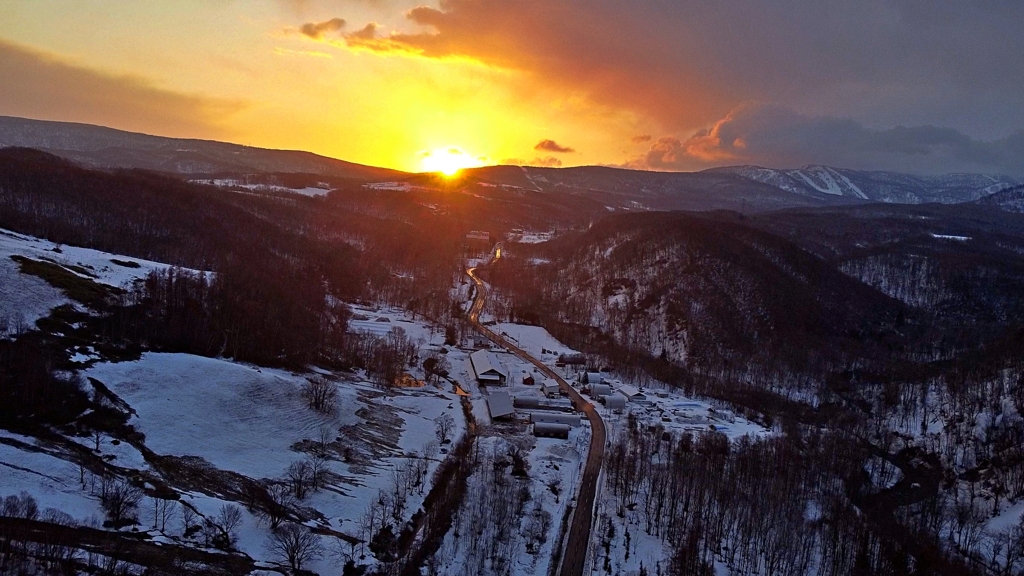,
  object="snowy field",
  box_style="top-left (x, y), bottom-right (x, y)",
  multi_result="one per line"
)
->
top-left (193, 179), bottom-right (332, 197)
top-left (0, 433), bottom-right (105, 522)
top-left (0, 227), bottom-right (192, 331)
